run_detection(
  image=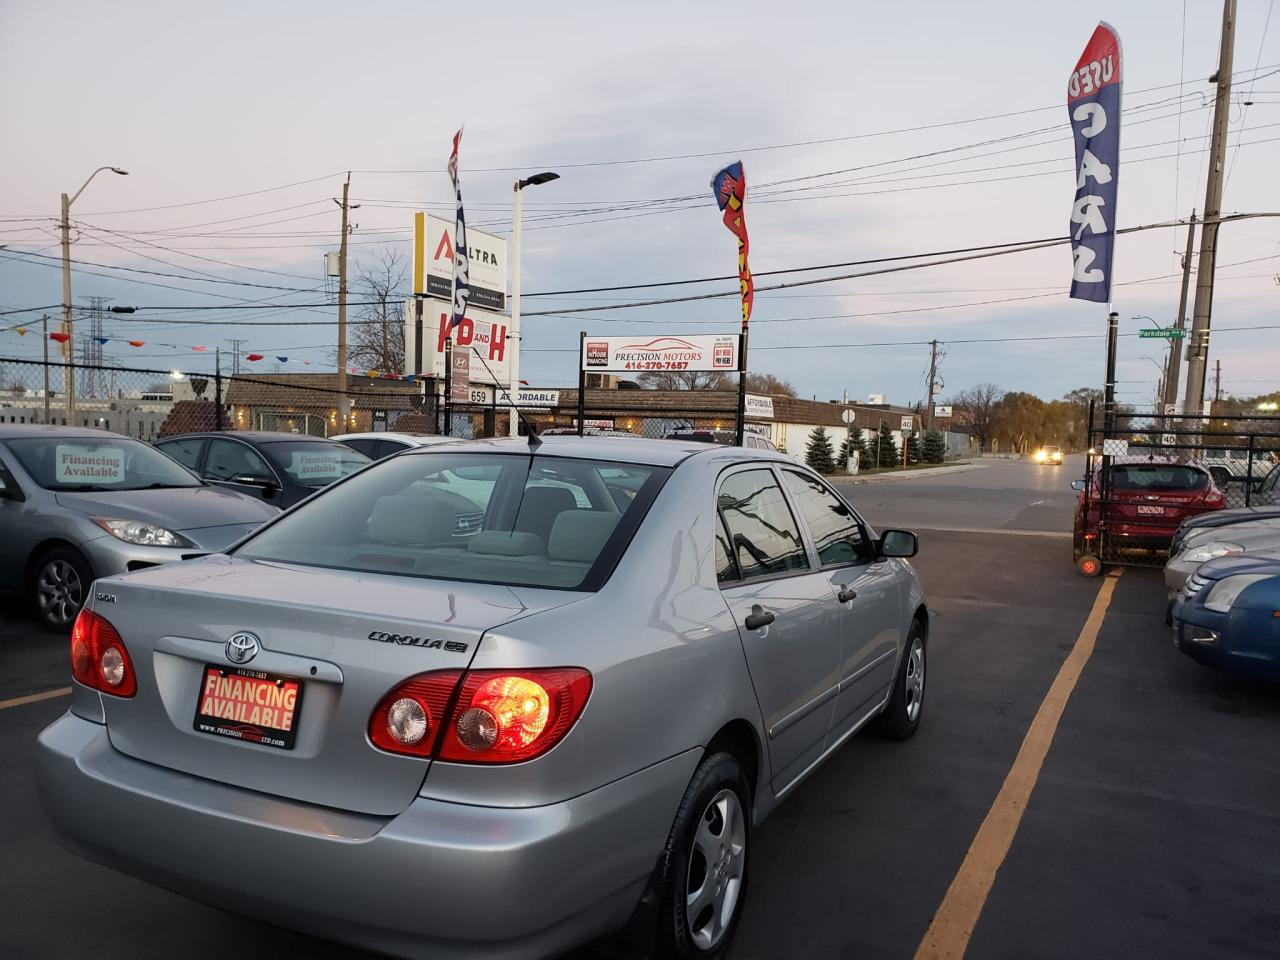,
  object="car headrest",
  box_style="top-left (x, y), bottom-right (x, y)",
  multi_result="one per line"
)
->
top-left (368, 495), bottom-right (458, 546)
top-left (548, 510), bottom-right (619, 564)
top-left (467, 531), bottom-right (546, 557)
